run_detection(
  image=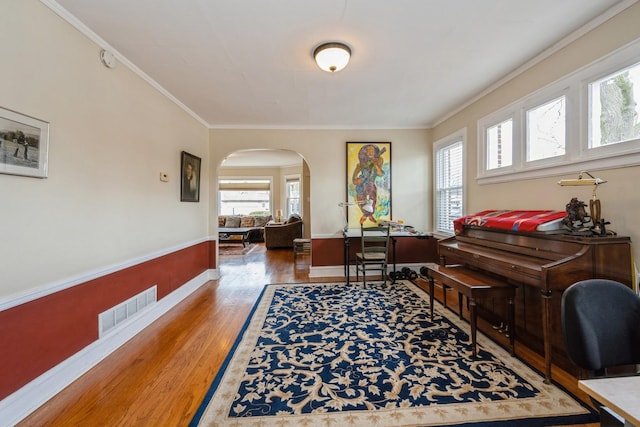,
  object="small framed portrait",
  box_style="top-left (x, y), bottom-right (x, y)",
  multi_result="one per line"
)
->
top-left (180, 151), bottom-right (201, 202)
top-left (0, 107), bottom-right (49, 178)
